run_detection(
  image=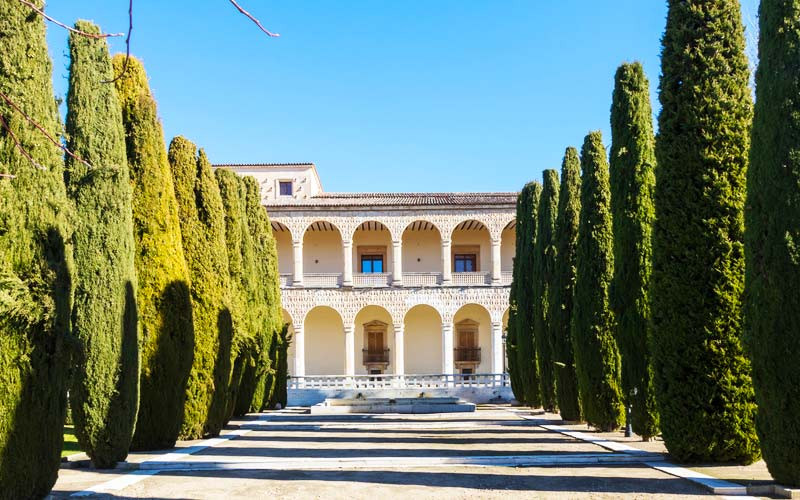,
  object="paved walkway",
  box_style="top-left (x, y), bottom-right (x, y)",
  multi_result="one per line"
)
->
top-left (51, 407), bottom-right (724, 499)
